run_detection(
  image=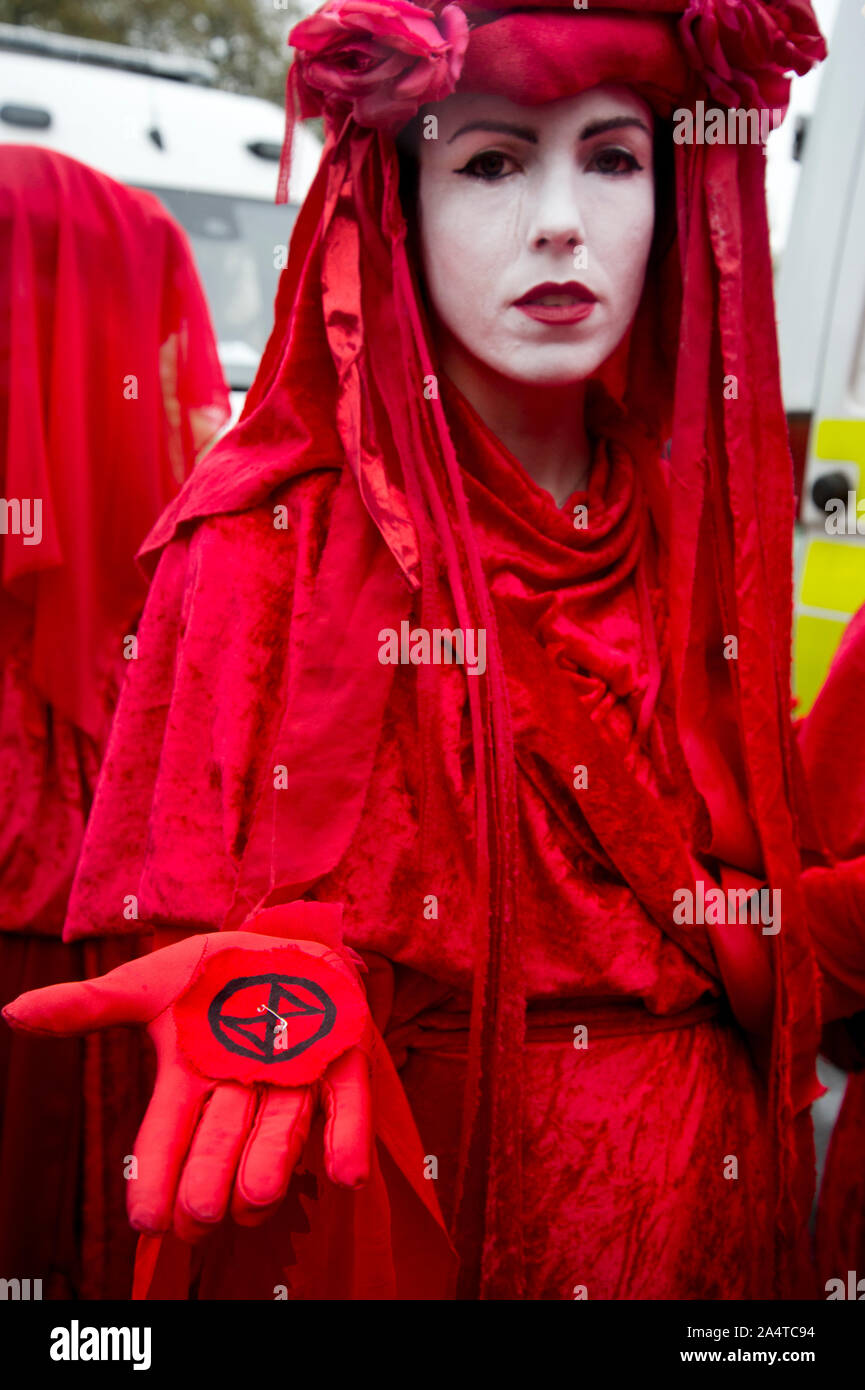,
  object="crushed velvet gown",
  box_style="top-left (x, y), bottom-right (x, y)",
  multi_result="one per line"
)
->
top-left (58, 375), bottom-right (812, 1300)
